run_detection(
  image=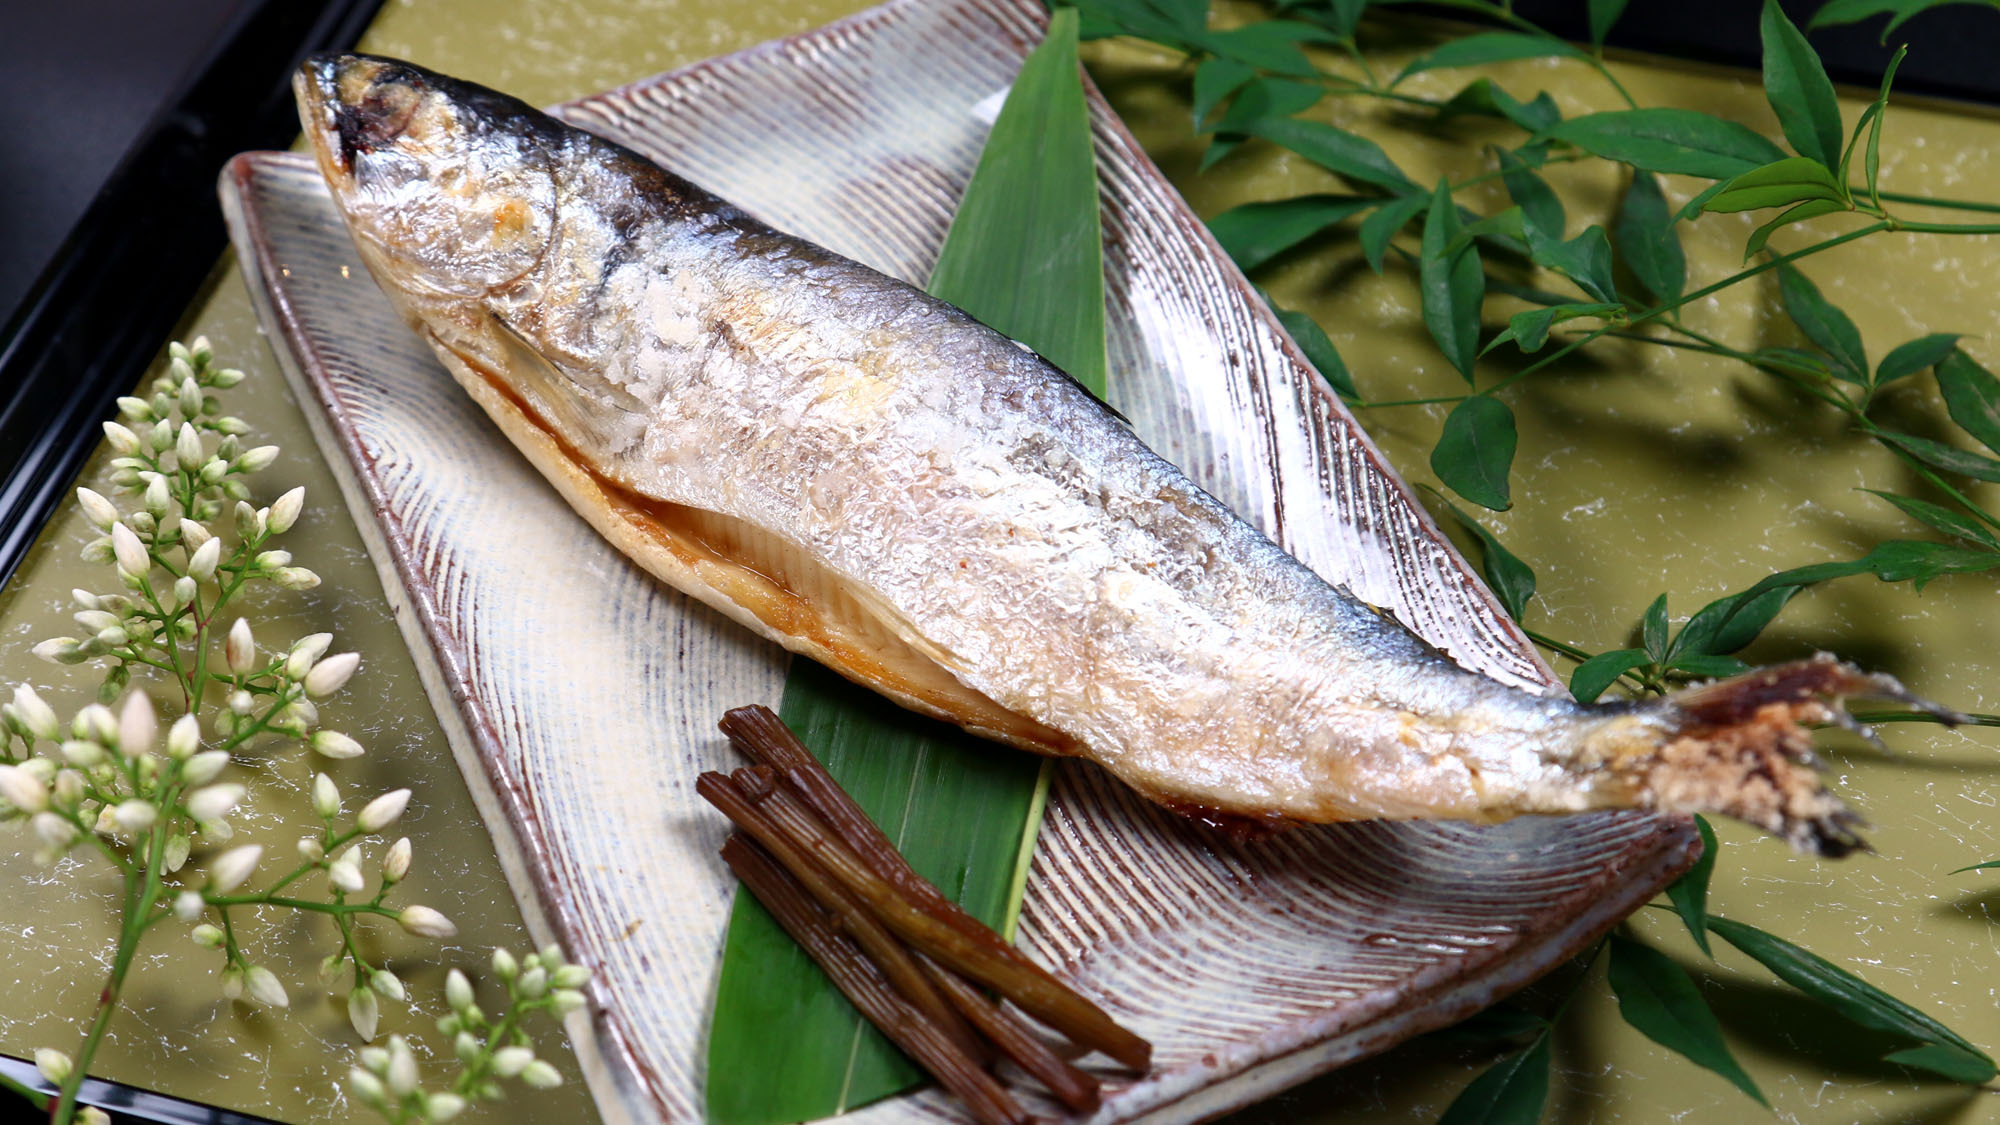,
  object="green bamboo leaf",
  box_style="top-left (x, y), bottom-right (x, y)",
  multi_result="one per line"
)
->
top-left (1431, 492), bottom-right (1537, 620)
top-left (1449, 207), bottom-right (1528, 255)
top-left (1616, 171), bottom-right (1686, 303)
top-left (1209, 194), bottom-right (1374, 272)
top-left (1191, 55), bottom-right (1256, 128)
top-left (1589, 0), bottom-right (1632, 45)
top-left (1395, 31), bottom-right (1586, 86)
top-left (1437, 1034), bottom-right (1552, 1125)
top-left (1482, 302), bottom-right (1621, 356)
top-left (1539, 109), bottom-right (1788, 180)
top-left (1068, 0), bottom-right (1210, 47)
top-left (1269, 301), bottom-right (1359, 399)
top-left (1497, 149), bottom-right (1565, 244)
top-left (1665, 816), bottom-right (1718, 956)
top-left (1883, 1043), bottom-right (2000, 1084)
top-left (1935, 349), bottom-right (2000, 455)
top-left (1777, 262), bottom-right (1867, 383)
top-left (1314, 0), bottom-right (1370, 39)
top-left (1760, 0), bottom-right (1845, 168)
top-left (1876, 430), bottom-right (2000, 484)
top-left (1206, 19), bottom-right (1340, 77)
top-left (1420, 179), bottom-right (1484, 381)
top-left (1641, 593), bottom-right (1669, 660)
top-left (1432, 397), bottom-right (1516, 510)
top-left (1809, 0), bottom-right (1996, 39)
top-left (708, 15), bottom-right (1099, 1120)
top-left (1840, 46), bottom-right (1906, 193)
top-left (1863, 489), bottom-right (2000, 549)
top-left (1571, 647), bottom-right (1649, 702)
top-left (1875, 332), bottom-right (1962, 386)
top-left (1702, 156), bottom-right (1844, 213)
top-left (1437, 78), bottom-right (1562, 133)
top-left (1532, 225), bottom-right (1618, 303)
top-left (1359, 191), bottom-right (1430, 274)
top-left (1607, 933), bottom-right (1768, 1106)
top-left (1675, 180), bottom-right (1732, 223)
top-left (1744, 198), bottom-right (1845, 259)
top-left (1245, 116), bottom-right (1416, 192)
top-left (1951, 860), bottom-right (2000, 874)
top-left (1707, 915), bottom-right (1997, 1074)
top-left (1204, 75), bottom-right (1324, 135)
